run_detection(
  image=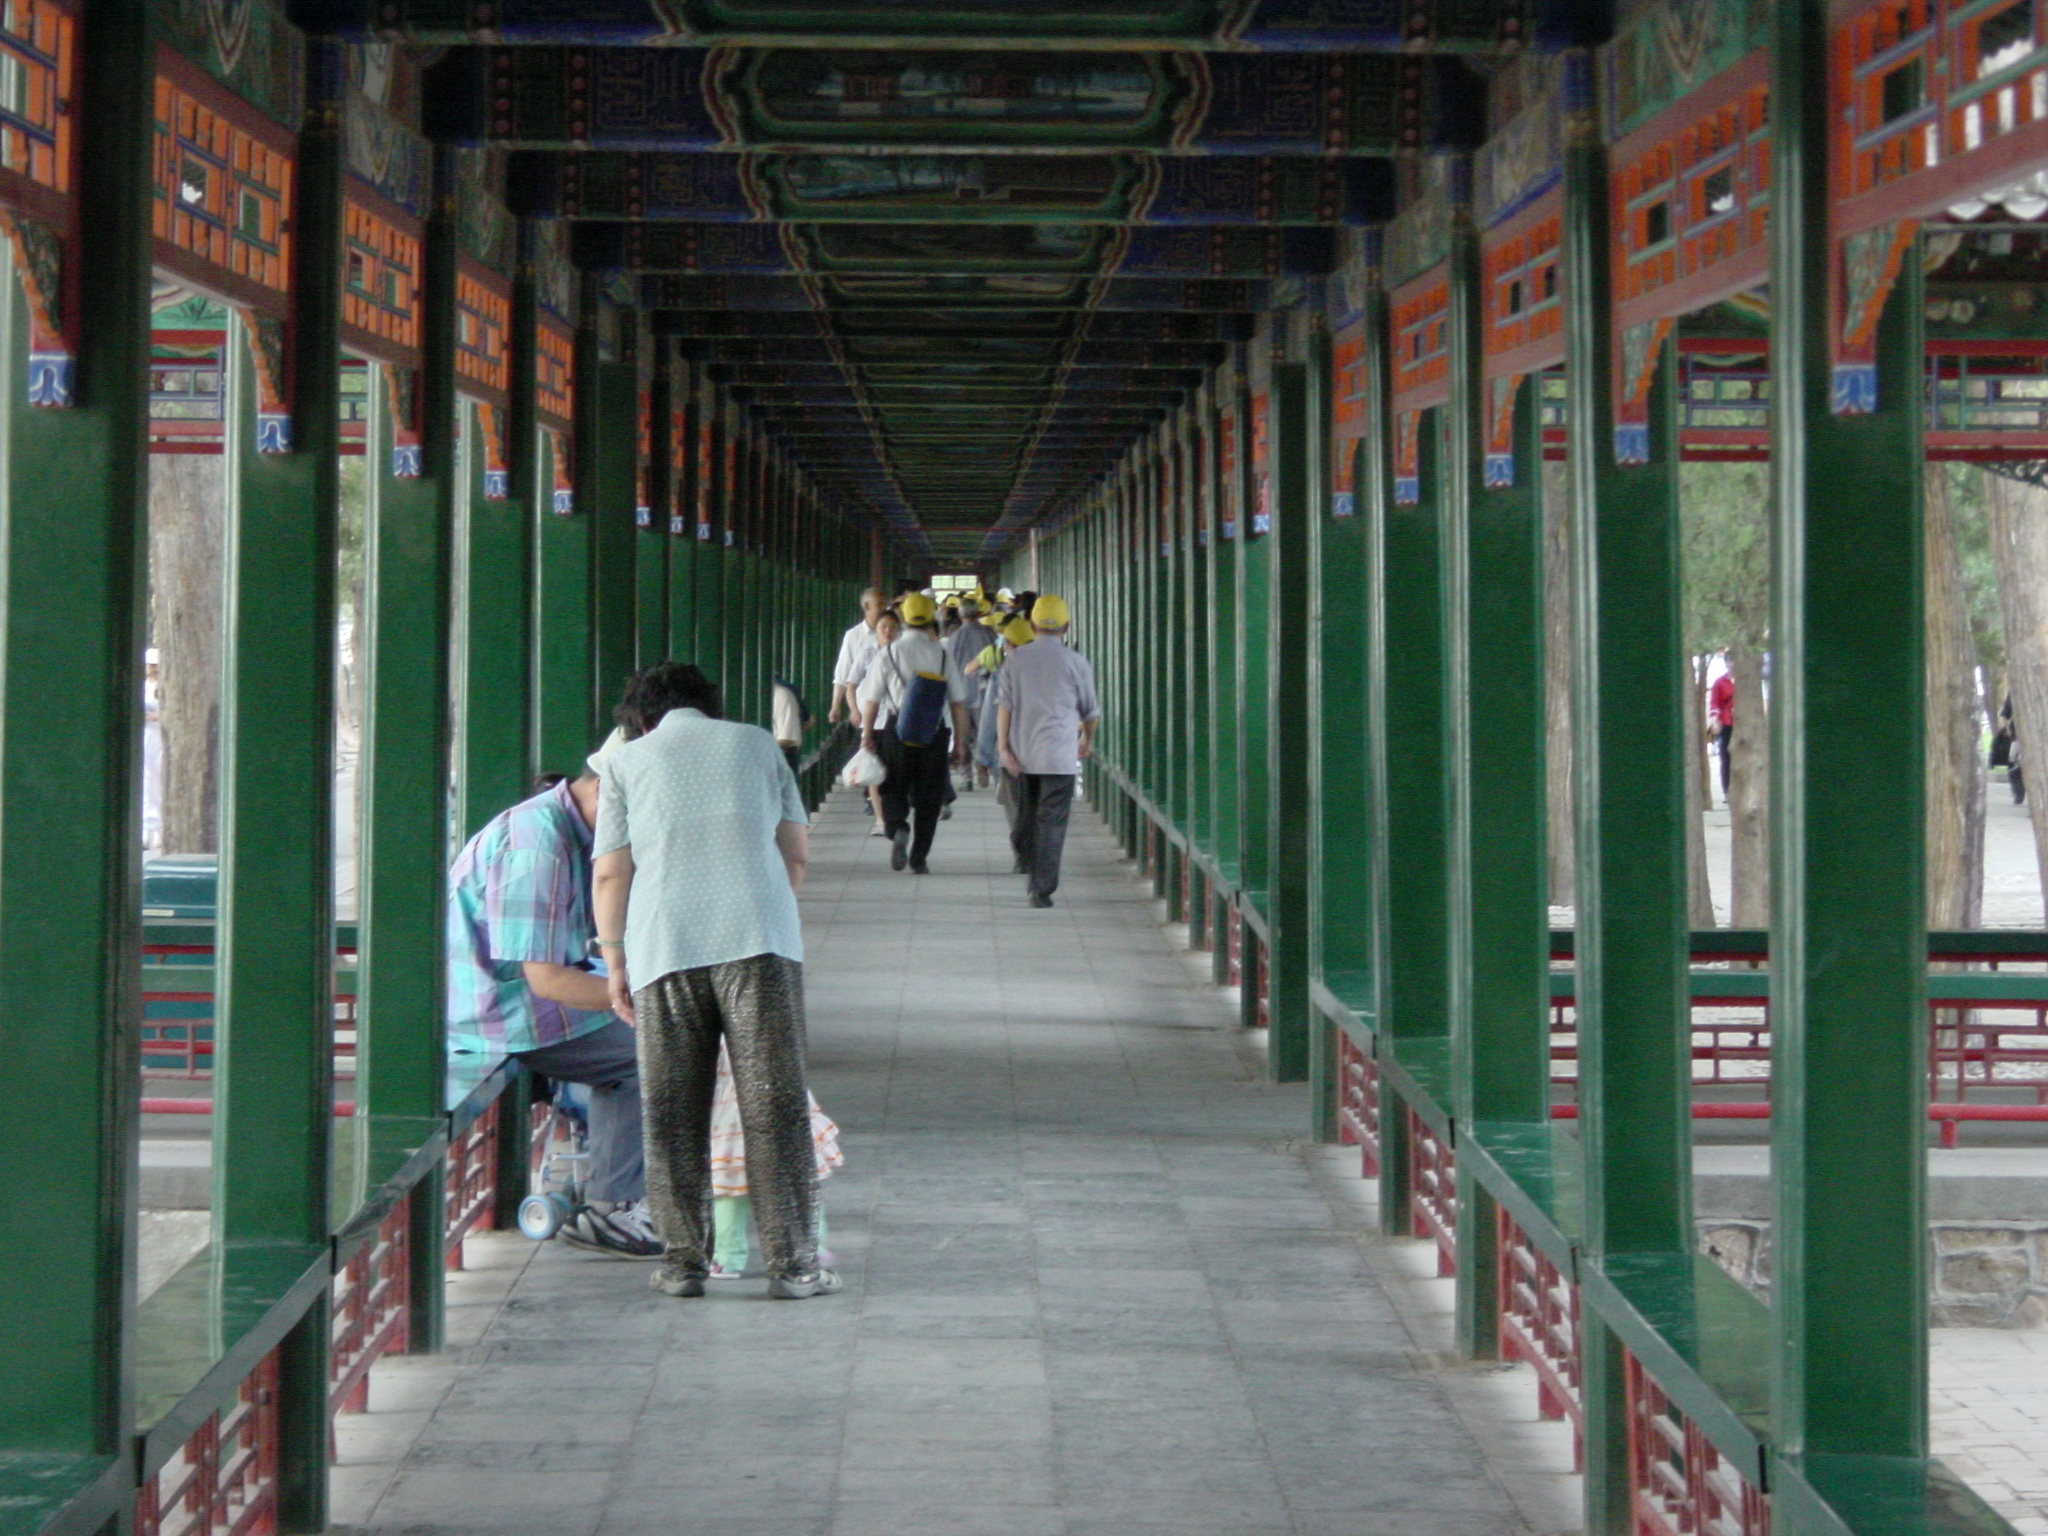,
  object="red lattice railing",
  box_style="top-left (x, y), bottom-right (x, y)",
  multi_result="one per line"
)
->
top-left (329, 1201), bottom-right (409, 1418)
top-left (136, 1349), bottom-right (280, 1536)
top-left (1625, 1348), bottom-right (1769, 1536)
top-left (1408, 1107), bottom-right (1457, 1277)
top-left (1498, 1206), bottom-right (1583, 1467)
top-left (443, 1099), bottom-right (501, 1269)
top-left (1335, 1029), bottom-right (1380, 1177)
